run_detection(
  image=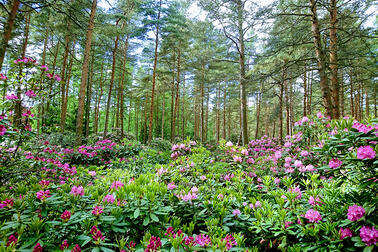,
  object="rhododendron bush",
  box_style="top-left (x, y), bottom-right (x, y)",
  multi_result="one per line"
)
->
top-left (0, 73), bottom-right (377, 252)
